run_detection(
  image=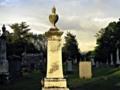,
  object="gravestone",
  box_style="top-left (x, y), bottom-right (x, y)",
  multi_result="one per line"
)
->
top-left (0, 25), bottom-right (9, 74)
top-left (67, 57), bottom-right (73, 73)
top-left (22, 53), bottom-right (43, 72)
top-left (90, 57), bottom-right (95, 66)
top-left (106, 59), bottom-right (109, 66)
top-left (110, 53), bottom-right (114, 66)
top-left (0, 25), bottom-right (9, 83)
top-left (79, 61), bottom-right (92, 79)
top-left (42, 6), bottom-right (69, 90)
top-left (9, 55), bottom-right (21, 77)
top-left (96, 61), bottom-right (99, 67)
top-left (100, 62), bottom-right (103, 66)
top-left (116, 48), bottom-right (120, 66)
